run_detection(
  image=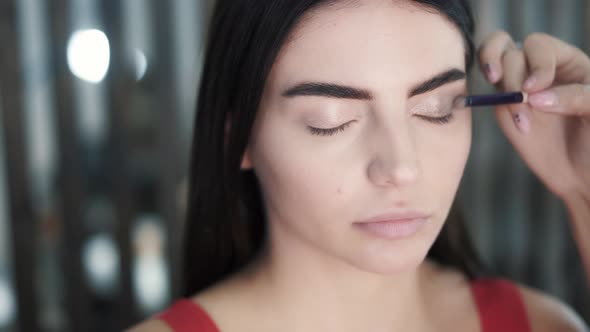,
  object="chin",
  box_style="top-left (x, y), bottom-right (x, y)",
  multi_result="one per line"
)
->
top-left (346, 240), bottom-right (432, 276)
top-left (343, 219), bottom-right (440, 275)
